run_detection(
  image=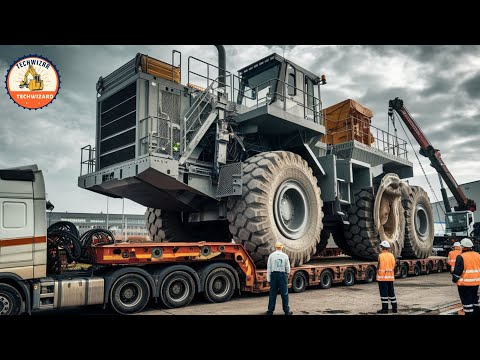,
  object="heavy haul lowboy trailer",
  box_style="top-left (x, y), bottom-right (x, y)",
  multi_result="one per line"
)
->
top-left (2, 240), bottom-right (447, 315)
